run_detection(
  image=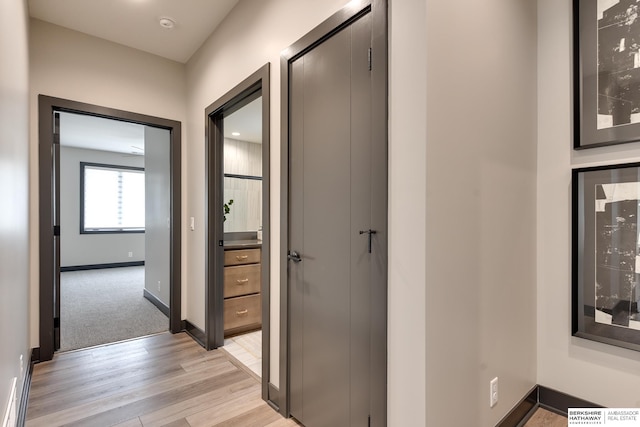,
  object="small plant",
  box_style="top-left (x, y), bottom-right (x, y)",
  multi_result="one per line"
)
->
top-left (223, 199), bottom-right (234, 222)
